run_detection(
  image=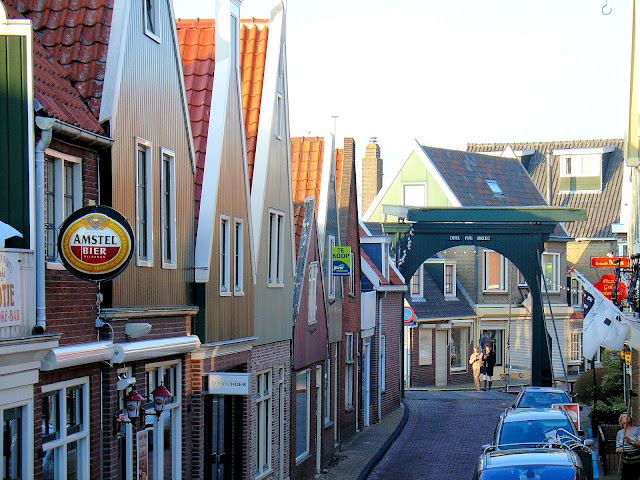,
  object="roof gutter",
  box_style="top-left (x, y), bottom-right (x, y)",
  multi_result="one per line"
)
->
top-left (41, 117), bottom-right (114, 148)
